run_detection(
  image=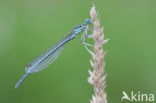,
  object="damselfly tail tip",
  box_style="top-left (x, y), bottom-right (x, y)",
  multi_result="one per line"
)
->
top-left (15, 83), bottom-right (19, 88)
top-left (15, 79), bottom-right (22, 88)
top-left (15, 72), bottom-right (29, 89)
